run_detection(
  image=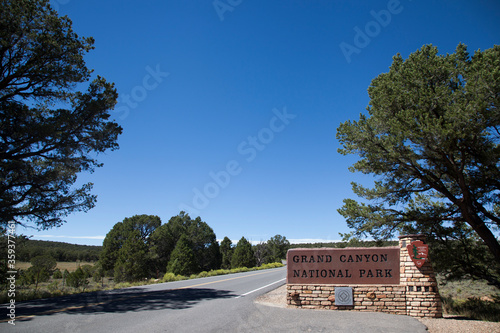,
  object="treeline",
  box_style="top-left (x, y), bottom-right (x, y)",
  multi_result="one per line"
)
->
top-left (289, 240), bottom-right (398, 249)
top-left (15, 239), bottom-right (102, 262)
top-left (99, 212), bottom-right (290, 282)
